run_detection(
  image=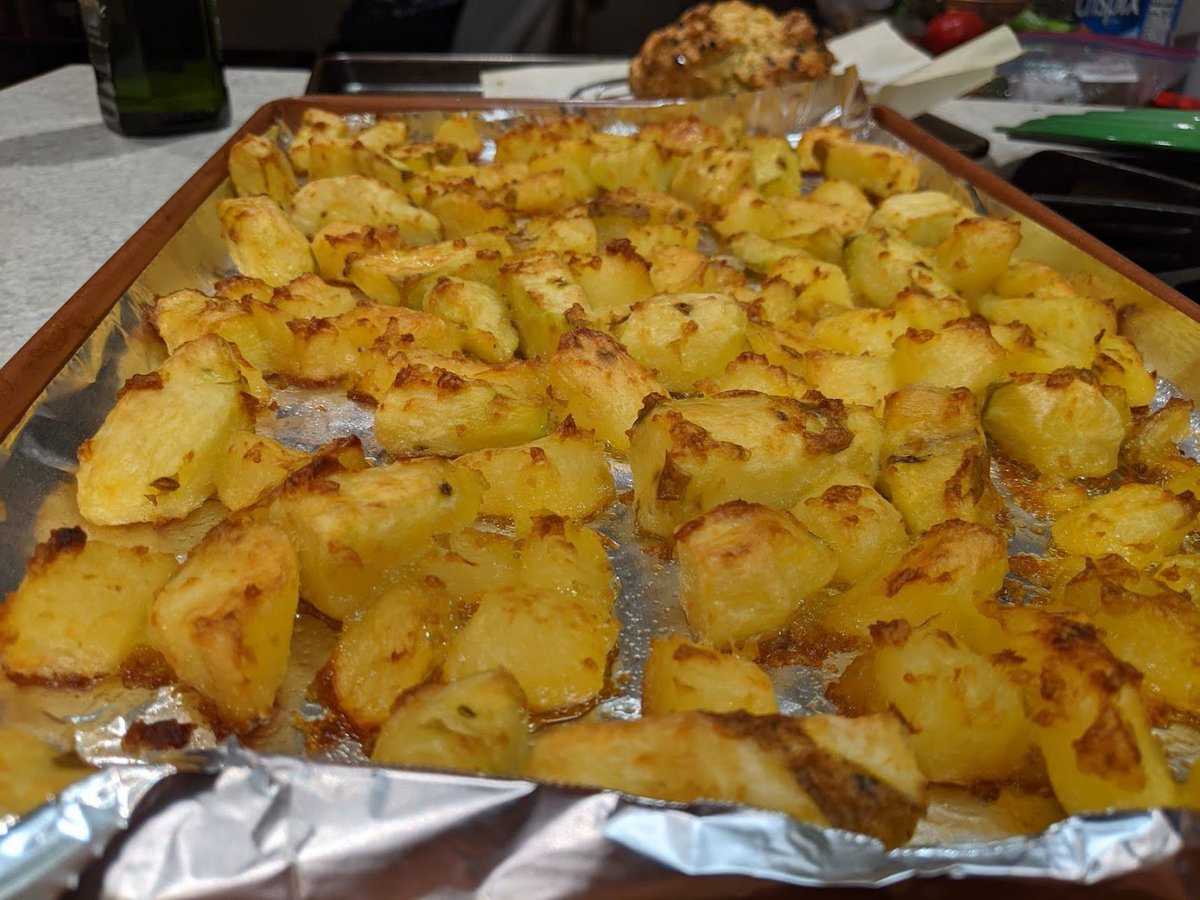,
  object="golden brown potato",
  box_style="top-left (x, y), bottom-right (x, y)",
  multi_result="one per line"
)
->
top-left (1051, 483), bottom-right (1200, 568)
top-left (877, 386), bottom-right (1002, 534)
top-left (442, 586), bottom-right (618, 715)
top-left (310, 222), bottom-right (408, 284)
top-left (213, 431), bottom-right (309, 512)
top-left (1093, 332), bottom-right (1157, 408)
top-left (983, 369), bottom-right (1127, 480)
top-left (890, 317), bottom-right (1007, 399)
top-left (566, 240), bottom-right (657, 322)
top-left (371, 669), bottom-right (531, 775)
top-left (499, 252), bottom-right (592, 358)
top-left (675, 500), bottom-right (836, 648)
top-left (970, 605), bottom-right (1178, 814)
top-left (820, 519), bottom-right (1008, 641)
top-left (290, 175), bottom-right (442, 243)
top-left (455, 418), bottom-right (615, 526)
top-left (526, 711), bottom-right (925, 848)
top-left (796, 125), bottom-right (852, 173)
top-left (268, 457), bottom-right (484, 621)
top-left (627, 392), bottom-right (864, 538)
top-left (1, 528), bottom-right (177, 684)
top-left (694, 351), bottom-right (810, 400)
top-left (328, 582), bottom-right (455, 731)
top-left (422, 276), bottom-right (519, 364)
top-left (228, 132), bottom-right (298, 207)
top-left (374, 363), bottom-right (551, 457)
top-left (669, 147), bottom-right (752, 211)
top-left (520, 207), bottom-right (598, 256)
top-left (149, 520), bottom-right (300, 731)
top-left (0, 729), bottom-right (90, 818)
top-left (832, 620), bottom-right (1034, 784)
top-left (218, 196), bottom-right (315, 286)
top-left (76, 336), bottom-right (255, 526)
top-left (348, 234), bottom-right (511, 307)
top-left (614, 293), bottom-right (750, 392)
top-left (1056, 555), bottom-right (1200, 716)
top-left (816, 139), bottom-right (920, 200)
top-left (843, 230), bottom-right (954, 308)
top-left (793, 483), bottom-right (908, 587)
top-left (867, 191), bottom-right (971, 246)
top-left (978, 293), bottom-right (1117, 356)
top-left (931, 217), bottom-right (1021, 299)
top-left (287, 107), bottom-right (348, 174)
top-left (642, 636), bottom-right (777, 715)
top-left (1121, 397), bottom-right (1194, 478)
